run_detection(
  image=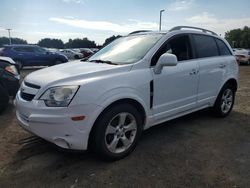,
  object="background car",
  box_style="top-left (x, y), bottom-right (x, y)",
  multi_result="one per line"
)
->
top-left (233, 48), bottom-right (250, 65)
top-left (0, 56), bottom-right (20, 113)
top-left (0, 45), bottom-right (68, 69)
top-left (90, 48), bottom-right (99, 53)
top-left (79, 48), bottom-right (94, 58)
top-left (59, 49), bottom-right (83, 59)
